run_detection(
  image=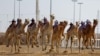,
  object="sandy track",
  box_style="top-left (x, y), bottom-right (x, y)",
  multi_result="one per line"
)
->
top-left (0, 45), bottom-right (100, 56)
